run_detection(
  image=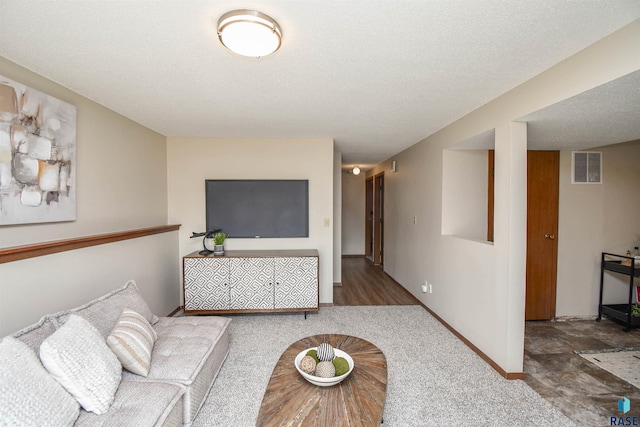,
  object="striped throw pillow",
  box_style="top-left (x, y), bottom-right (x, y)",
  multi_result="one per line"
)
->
top-left (106, 308), bottom-right (157, 377)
